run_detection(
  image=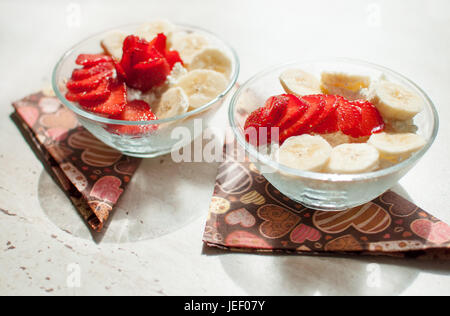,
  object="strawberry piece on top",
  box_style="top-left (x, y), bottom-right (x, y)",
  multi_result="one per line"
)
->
top-left (75, 54), bottom-right (113, 67)
top-left (113, 100), bottom-right (158, 134)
